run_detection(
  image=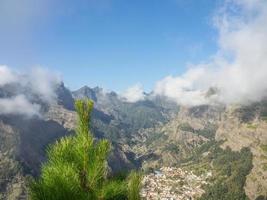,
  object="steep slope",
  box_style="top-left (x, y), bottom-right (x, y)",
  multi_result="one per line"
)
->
top-left (215, 103), bottom-right (267, 199)
top-left (132, 102), bottom-right (267, 199)
top-left (44, 104), bottom-right (138, 172)
top-left (0, 85), bottom-right (129, 199)
top-left (0, 84), bottom-right (178, 199)
top-left (72, 86), bottom-right (178, 135)
top-left (130, 105), bottom-right (223, 169)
